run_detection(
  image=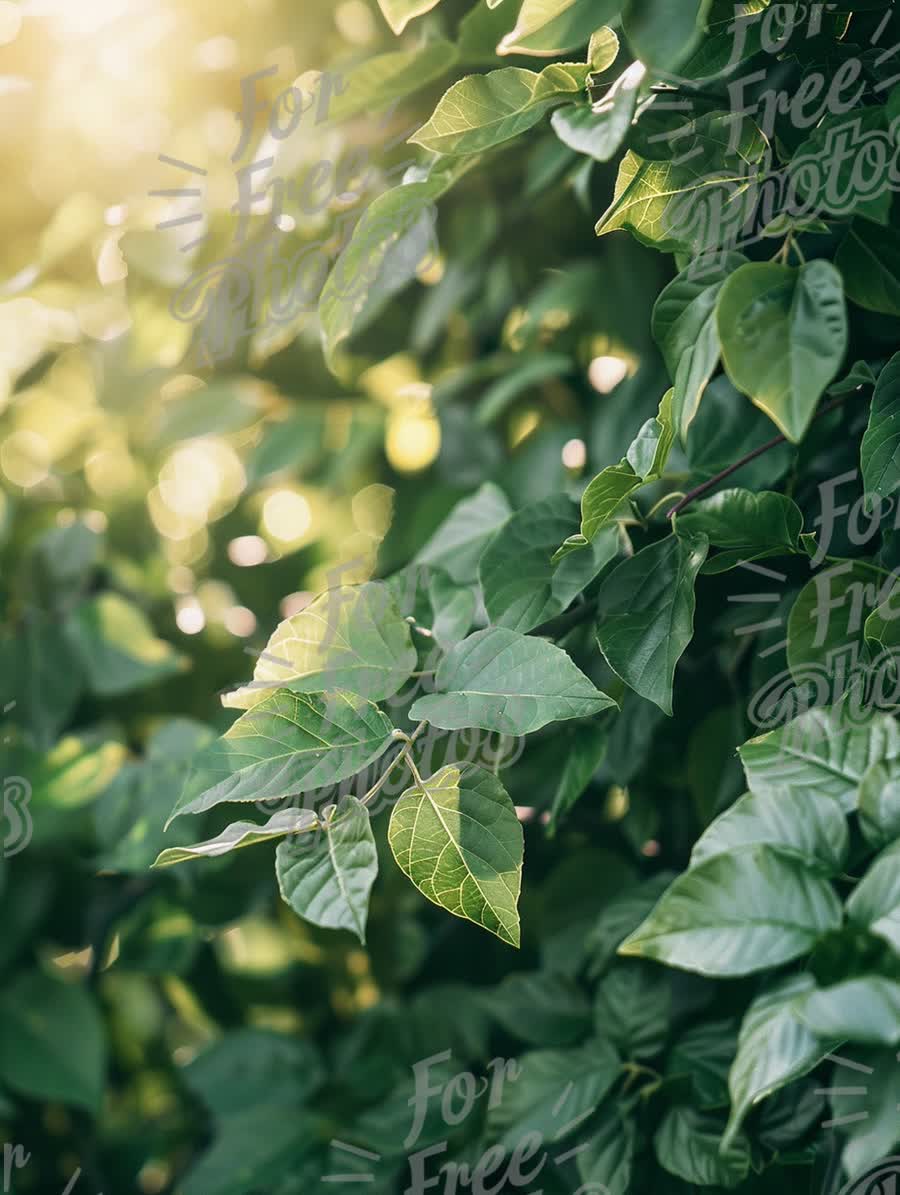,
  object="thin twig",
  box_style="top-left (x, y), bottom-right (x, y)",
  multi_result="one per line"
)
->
top-left (361, 721), bottom-right (427, 805)
top-left (666, 394), bottom-right (852, 520)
